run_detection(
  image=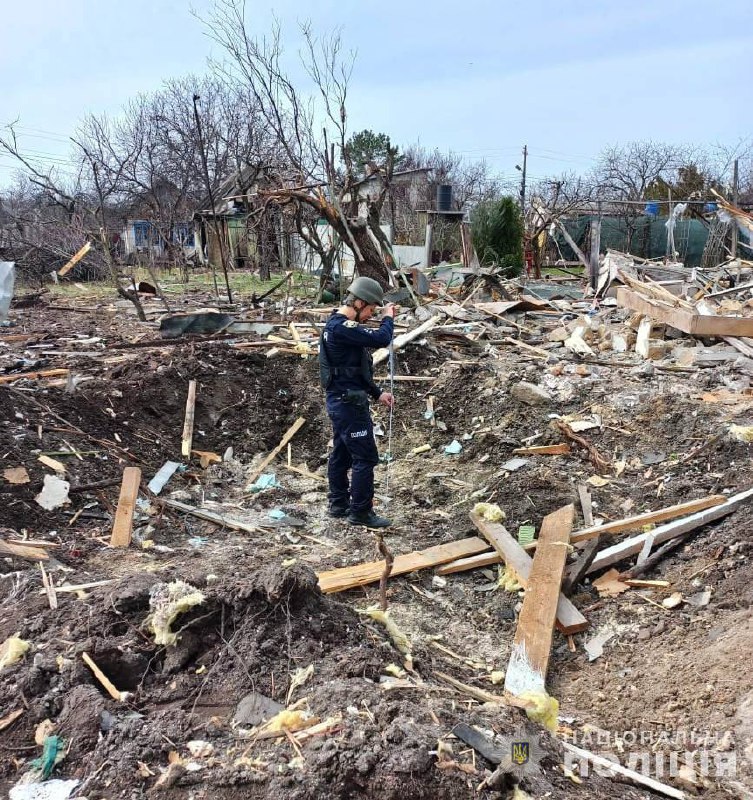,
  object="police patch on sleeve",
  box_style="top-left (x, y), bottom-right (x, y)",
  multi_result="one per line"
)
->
top-left (343, 320), bottom-right (359, 328)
